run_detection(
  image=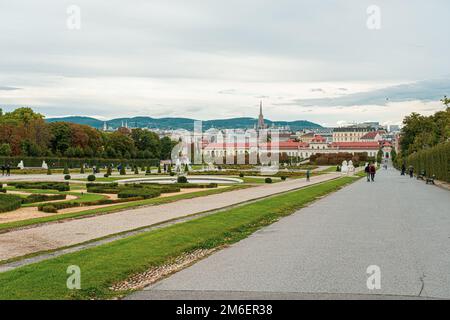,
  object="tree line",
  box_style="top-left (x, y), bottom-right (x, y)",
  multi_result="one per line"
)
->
top-left (394, 97), bottom-right (450, 181)
top-left (0, 107), bottom-right (177, 160)
top-left (399, 97), bottom-right (450, 157)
